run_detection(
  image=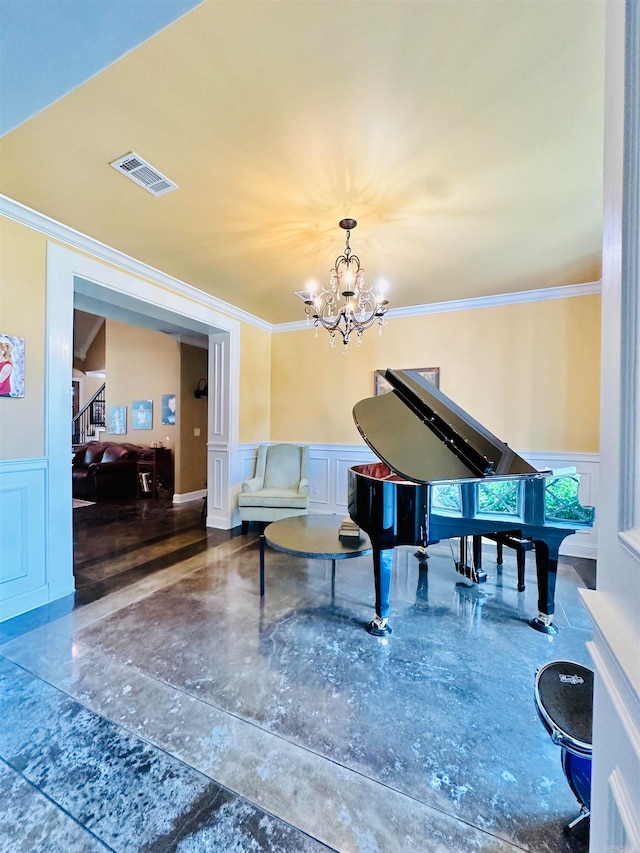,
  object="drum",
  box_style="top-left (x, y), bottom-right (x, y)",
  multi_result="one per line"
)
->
top-left (534, 661), bottom-right (594, 817)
